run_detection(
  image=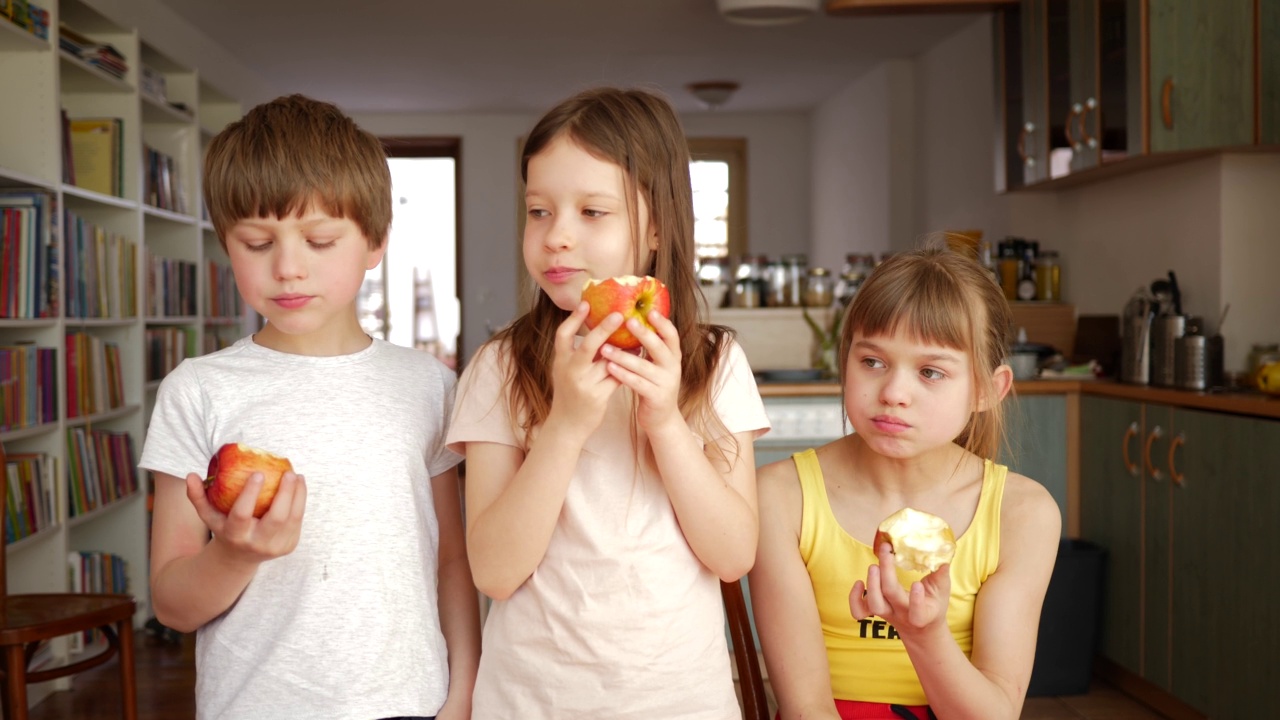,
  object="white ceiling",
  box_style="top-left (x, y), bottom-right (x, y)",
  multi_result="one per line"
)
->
top-left (156, 0), bottom-right (977, 114)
